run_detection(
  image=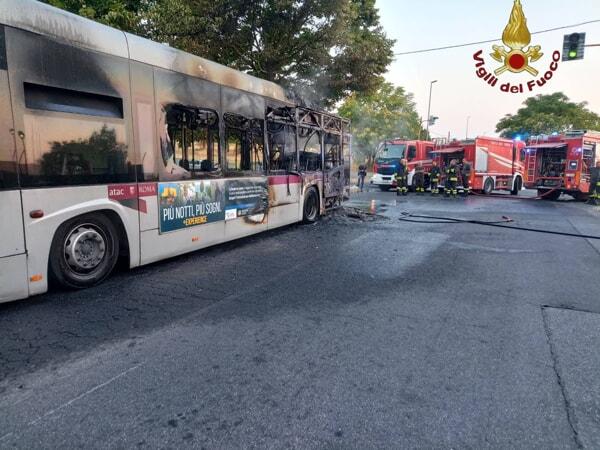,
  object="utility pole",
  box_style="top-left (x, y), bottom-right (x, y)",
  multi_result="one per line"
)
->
top-left (426, 80), bottom-right (438, 138)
